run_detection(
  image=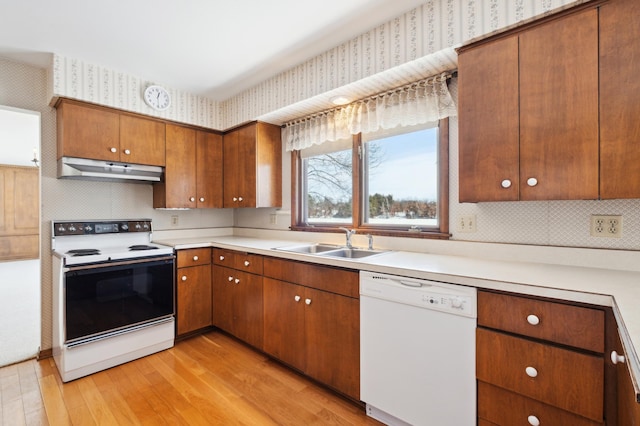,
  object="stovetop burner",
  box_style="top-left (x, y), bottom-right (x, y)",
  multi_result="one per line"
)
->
top-left (67, 249), bottom-right (101, 256)
top-left (129, 245), bottom-right (159, 251)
